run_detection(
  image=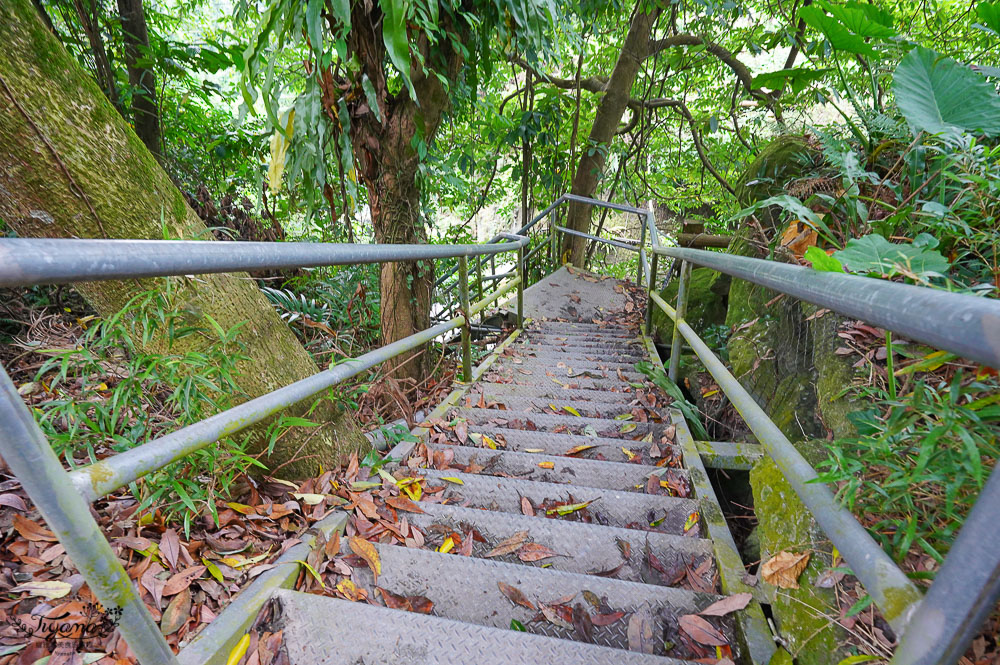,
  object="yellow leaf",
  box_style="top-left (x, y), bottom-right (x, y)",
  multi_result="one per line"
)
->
top-left (11, 580), bottom-right (72, 599)
top-left (537, 461), bottom-right (555, 469)
top-left (440, 477), bottom-right (464, 485)
top-left (524, 448), bottom-right (544, 453)
top-left (438, 536), bottom-right (455, 553)
top-left (225, 634), bottom-right (251, 665)
top-left (483, 435), bottom-right (498, 450)
top-left (348, 536), bottom-right (381, 577)
top-left (203, 557), bottom-right (225, 584)
top-left (621, 447), bottom-right (636, 460)
top-left (564, 444), bottom-right (596, 456)
top-left (563, 405), bottom-right (581, 417)
top-left (96, 382), bottom-right (108, 391)
top-left (551, 378), bottom-right (569, 388)
top-left (267, 108), bottom-right (295, 195)
top-left (336, 578), bottom-right (361, 601)
top-left (226, 502), bottom-right (255, 515)
top-left (546, 500), bottom-right (592, 516)
top-left (377, 469), bottom-right (398, 485)
top-left (702, 389), bottom-right (719, 397)
top-left (614, 413), bottom-right (633, 421)
top-left (402, 481), bottom-right (422, 501)
top-left (761, 550), bottom-right (811, 589)
top-left (684, 511), bottom-right (700, 532)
